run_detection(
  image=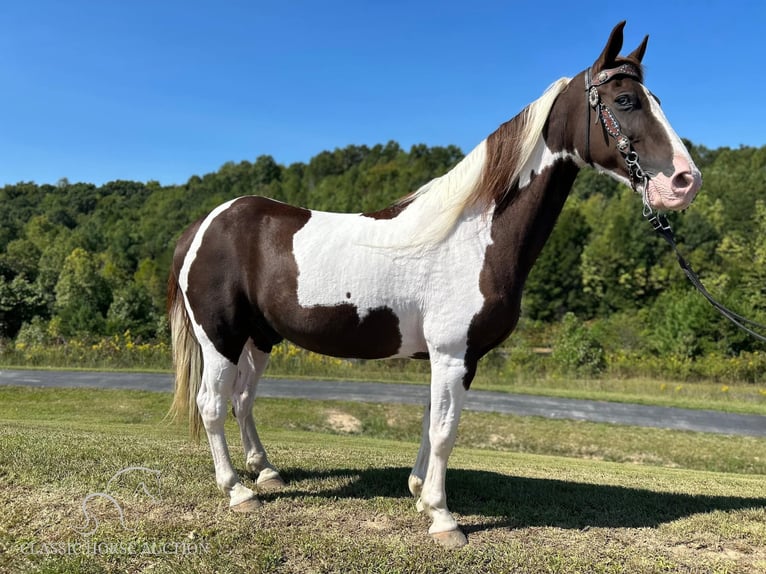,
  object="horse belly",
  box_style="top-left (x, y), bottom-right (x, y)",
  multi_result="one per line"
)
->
top-left (270, 301), bottom-right (425, 360)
